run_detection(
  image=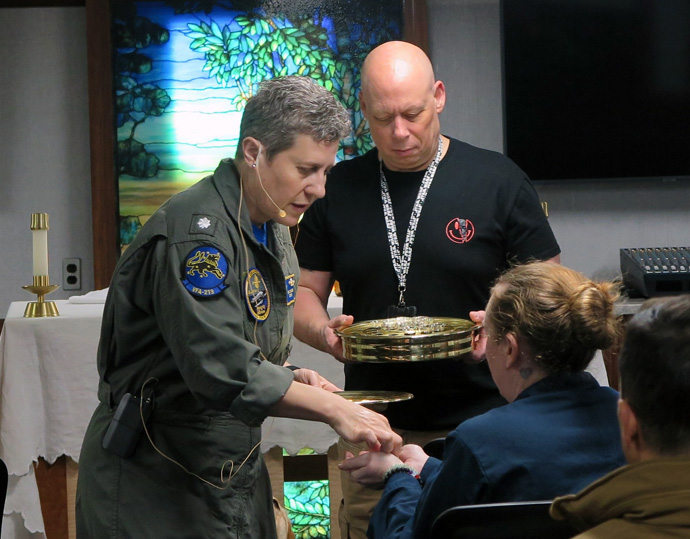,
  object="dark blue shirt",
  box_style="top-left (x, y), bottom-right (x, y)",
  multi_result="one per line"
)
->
top-left (368, 372), bottom-right (626, 539)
